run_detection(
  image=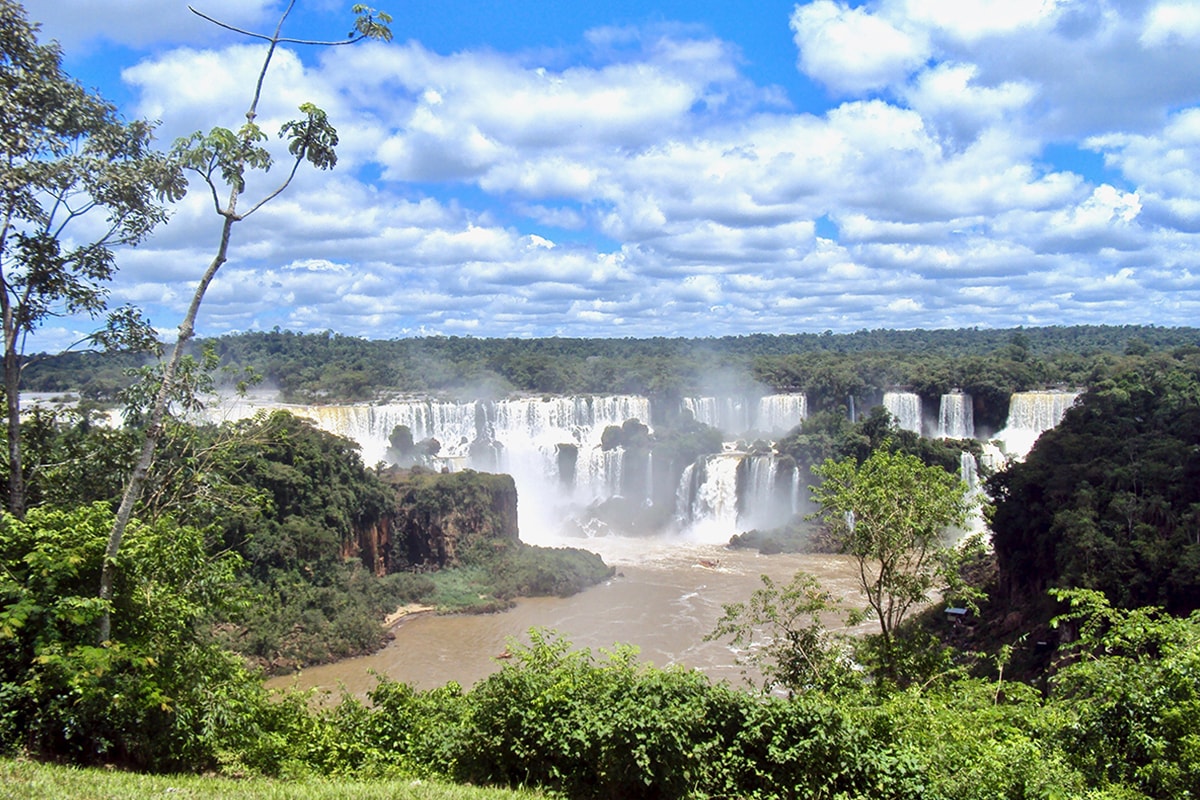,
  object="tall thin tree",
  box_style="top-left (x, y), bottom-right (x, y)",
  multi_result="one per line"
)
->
top-left (99, 2), bottom-right (392, 643)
